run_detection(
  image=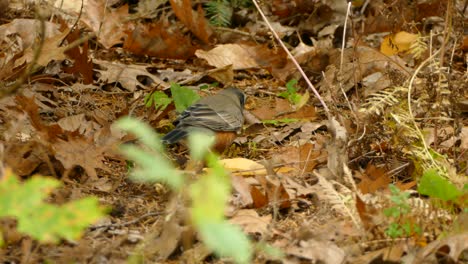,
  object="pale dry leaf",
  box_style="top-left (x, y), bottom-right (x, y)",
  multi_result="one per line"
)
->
top-left (220, 158), bottom-right (266, 176)
top-left (53, 137), bottom-right (112, 179)
top-left (81, 0), bottom-right (129, 49)
top-left (57, 114), bottom-right (87, 132)
top-left (14, 28), bottom-right (70, 67)
top-left (413, 233), bottom-right (468, 264)
top-left (0, 19), bottom-right (60, 49)
top-left (286, 239), bottom-right (345, 264)
top-left (231, 175), bottom-right (253, 207)
top-left (195, 44), bottom-right (259, 70)
top-left (460, 127), bottom-right (468, 149)
top-left (94, 59), bottom-right (169, 91)
top-left (229, 209), bottom-right (271, 236)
